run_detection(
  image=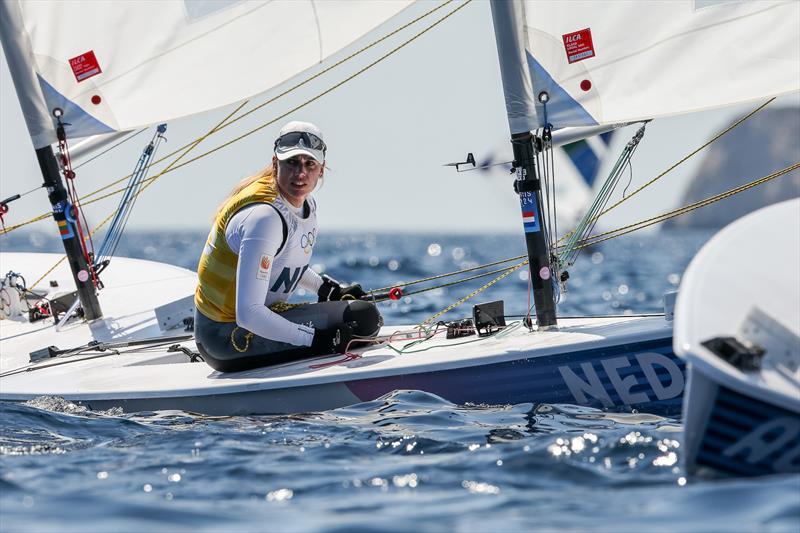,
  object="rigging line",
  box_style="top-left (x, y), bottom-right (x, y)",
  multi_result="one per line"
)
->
top-left (420, 261), bottom-right (526, 326)
top-left (0, 214), bottom-right (49, 235)
top-left (590, 97), bottom-right (776, 223)
top-left (563, 162), bottom-right (799, 250)
top-left (547, 136), bottom-right (558, 264)
top-left (555, 98), bottom-right (774, 248)
top-left (0, 339), bottom-right (194, 378)
top-left (548, 136), bottom-right (558, 263)
top-left (558, 122), bottom-right (647, 266)
top-left (566, 137), bottom-right (632, 250)
top-left (564, 129), bottom-right (644, 266)
top-left (96, 134), bottom-right (154, 260)
top-left (621, 158), bottom-right (635, 198)
top-left (574, 162), bottom-right (798, 248)
top-left (539, 135), bottom-right (553, 254)
top-left (141, 0), bottom-right (474, 179)
top-left (28, 256), bottom-right (67, 292)
top-left (88, 101), bottom-right (249, 232)
top-left (73, 0), bottom-right (455, 201)
top-left (103, 127), bottom-right (168, 261)
top-left (370, 252), bottom-right (526, 293)
top-left (73, 129), bottom-right (148, 170)
top-left (209, 0), bottom-right (456, 134)
top-left (29, 102), bottom-right (249, 291)
top-left (2, 134), bottom-right (205, 235)
top-left (374, 261), bottom-right (528, 301)
top-left (387, 322), bottom-right (523, 356)
top-left (580, 166), bottom-right (798, 248)
top-left (12, 186), bottom-right (42, 199)
top-left (76, 98), bottom-right (249, 209)
top-left (2, 1), bottom-right (469, 235)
